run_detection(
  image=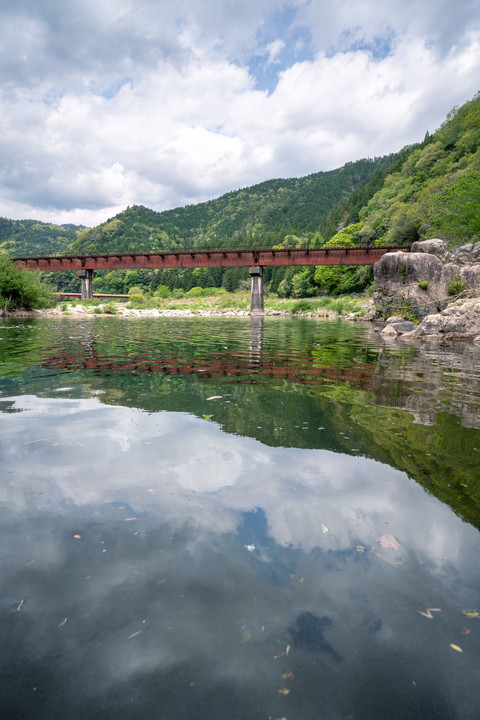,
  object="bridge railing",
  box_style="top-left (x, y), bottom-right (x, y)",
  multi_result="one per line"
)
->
top-left (11, 242), bottom-right (411, 262)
